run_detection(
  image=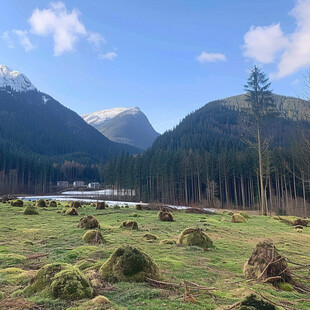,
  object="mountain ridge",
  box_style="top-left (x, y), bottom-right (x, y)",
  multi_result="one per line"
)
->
top-left (83, 106), bottom-right (160, 150)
